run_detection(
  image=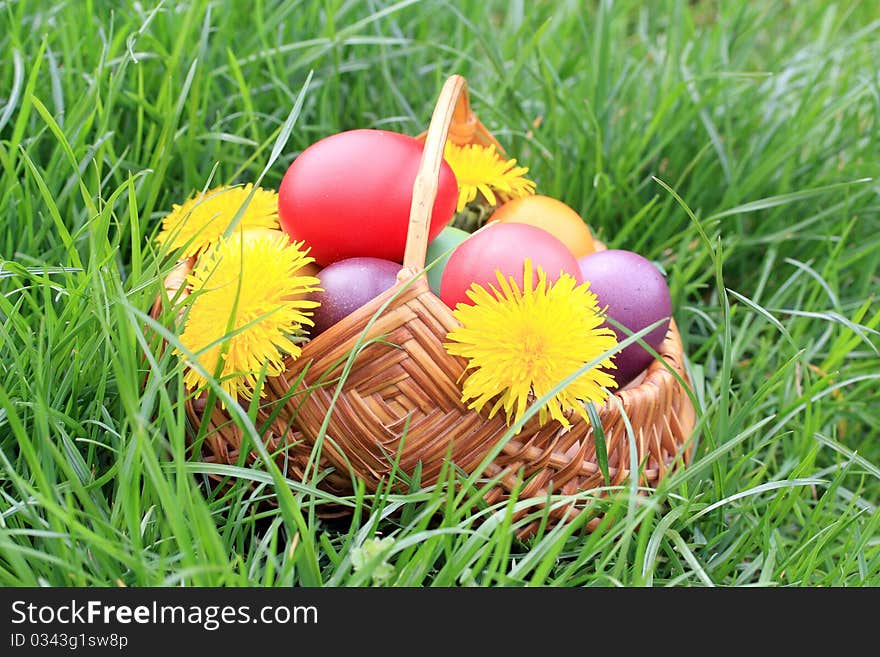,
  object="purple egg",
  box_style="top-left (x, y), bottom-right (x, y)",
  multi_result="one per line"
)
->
top-left (577, 249), bottom-right (672, 387)
top-left (309, 257), bottom-right (403, 336)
